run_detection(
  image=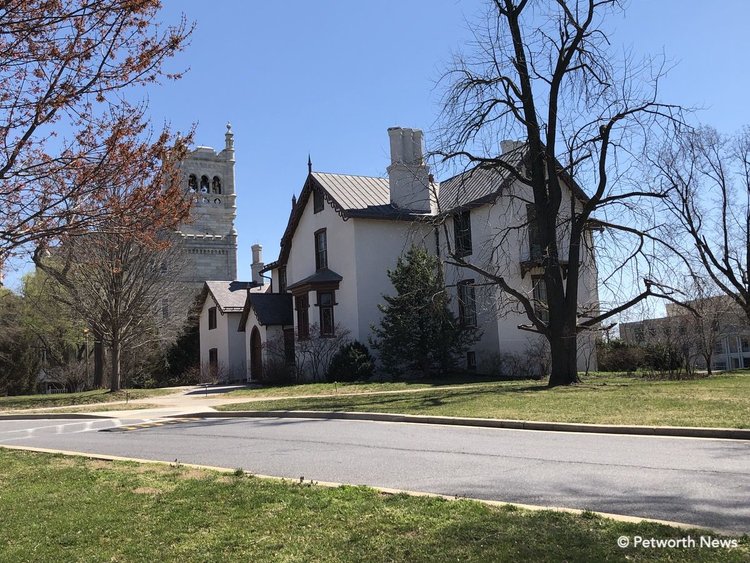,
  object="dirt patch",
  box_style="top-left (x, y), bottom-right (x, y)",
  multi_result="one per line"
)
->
top-left (131, 463), bottom-right (171, 475)
top-left (176, 467), bottom-right (212, 480)
top-left (50, 457), bottom-right (79, 468)
top-left (132, 486), bottom-right (164, 495)
top-left (86, 459), bottom-right (115, 470)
